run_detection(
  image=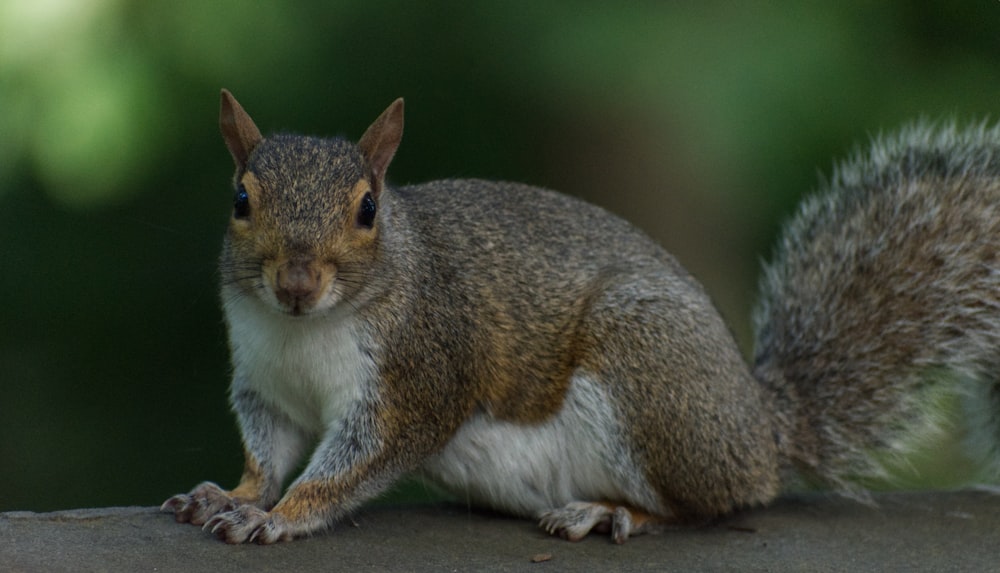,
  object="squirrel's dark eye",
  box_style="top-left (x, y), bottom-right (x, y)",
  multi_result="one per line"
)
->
top-left (357, 191), bottom-right (377, 228)
top-left (233, 184), bottom-right (250, 219)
